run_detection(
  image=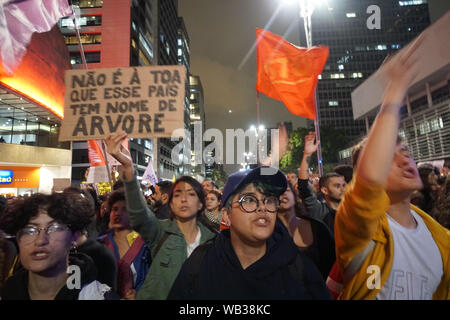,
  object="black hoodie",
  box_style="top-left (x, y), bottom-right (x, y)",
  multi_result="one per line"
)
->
top-left (168, 221), bottom-right (330, 300)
